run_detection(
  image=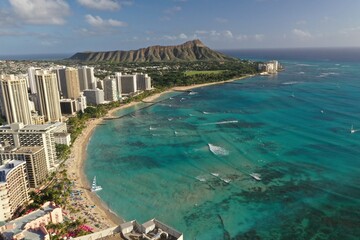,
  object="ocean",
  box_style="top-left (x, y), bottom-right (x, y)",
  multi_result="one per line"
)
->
top-left (0, 53), bottom-right (72, 61)
top-left (85, 49), bottom-right (360, 239)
